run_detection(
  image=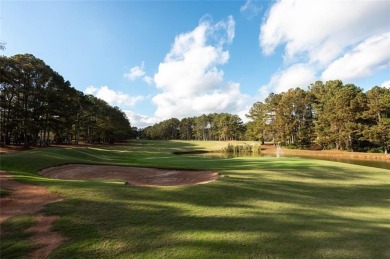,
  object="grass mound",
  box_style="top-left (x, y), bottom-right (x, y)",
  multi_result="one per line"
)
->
top-left (0, 140), bottom-right (389, 258)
